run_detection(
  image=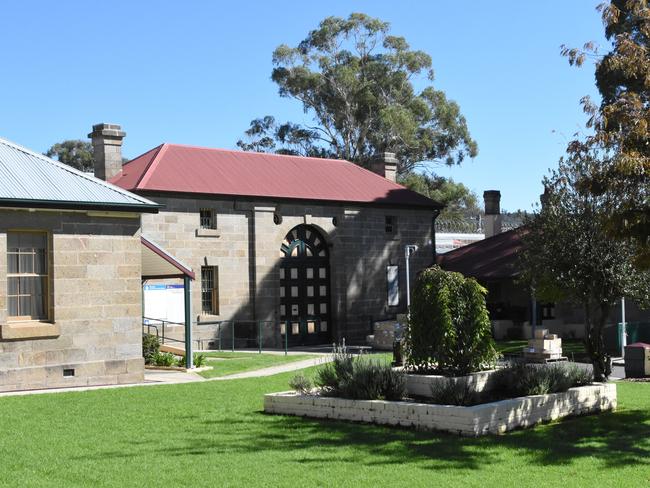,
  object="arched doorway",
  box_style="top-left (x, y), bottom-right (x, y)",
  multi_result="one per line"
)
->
top-left (279, 225), bottom-right (331, 345)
